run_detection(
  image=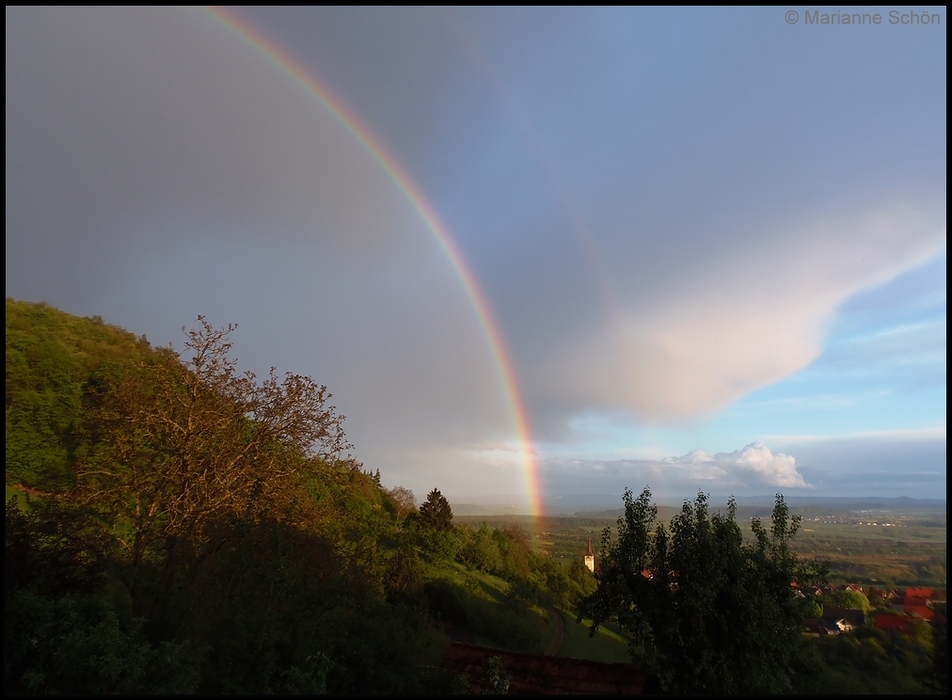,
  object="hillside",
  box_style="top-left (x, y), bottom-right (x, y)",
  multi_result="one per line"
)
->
top-left (5, 301), bottom-right (442, 692)
top-left (4, 300), bottom-right (619, 694)
top-left (6, 299), bottom-right (154, 493)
